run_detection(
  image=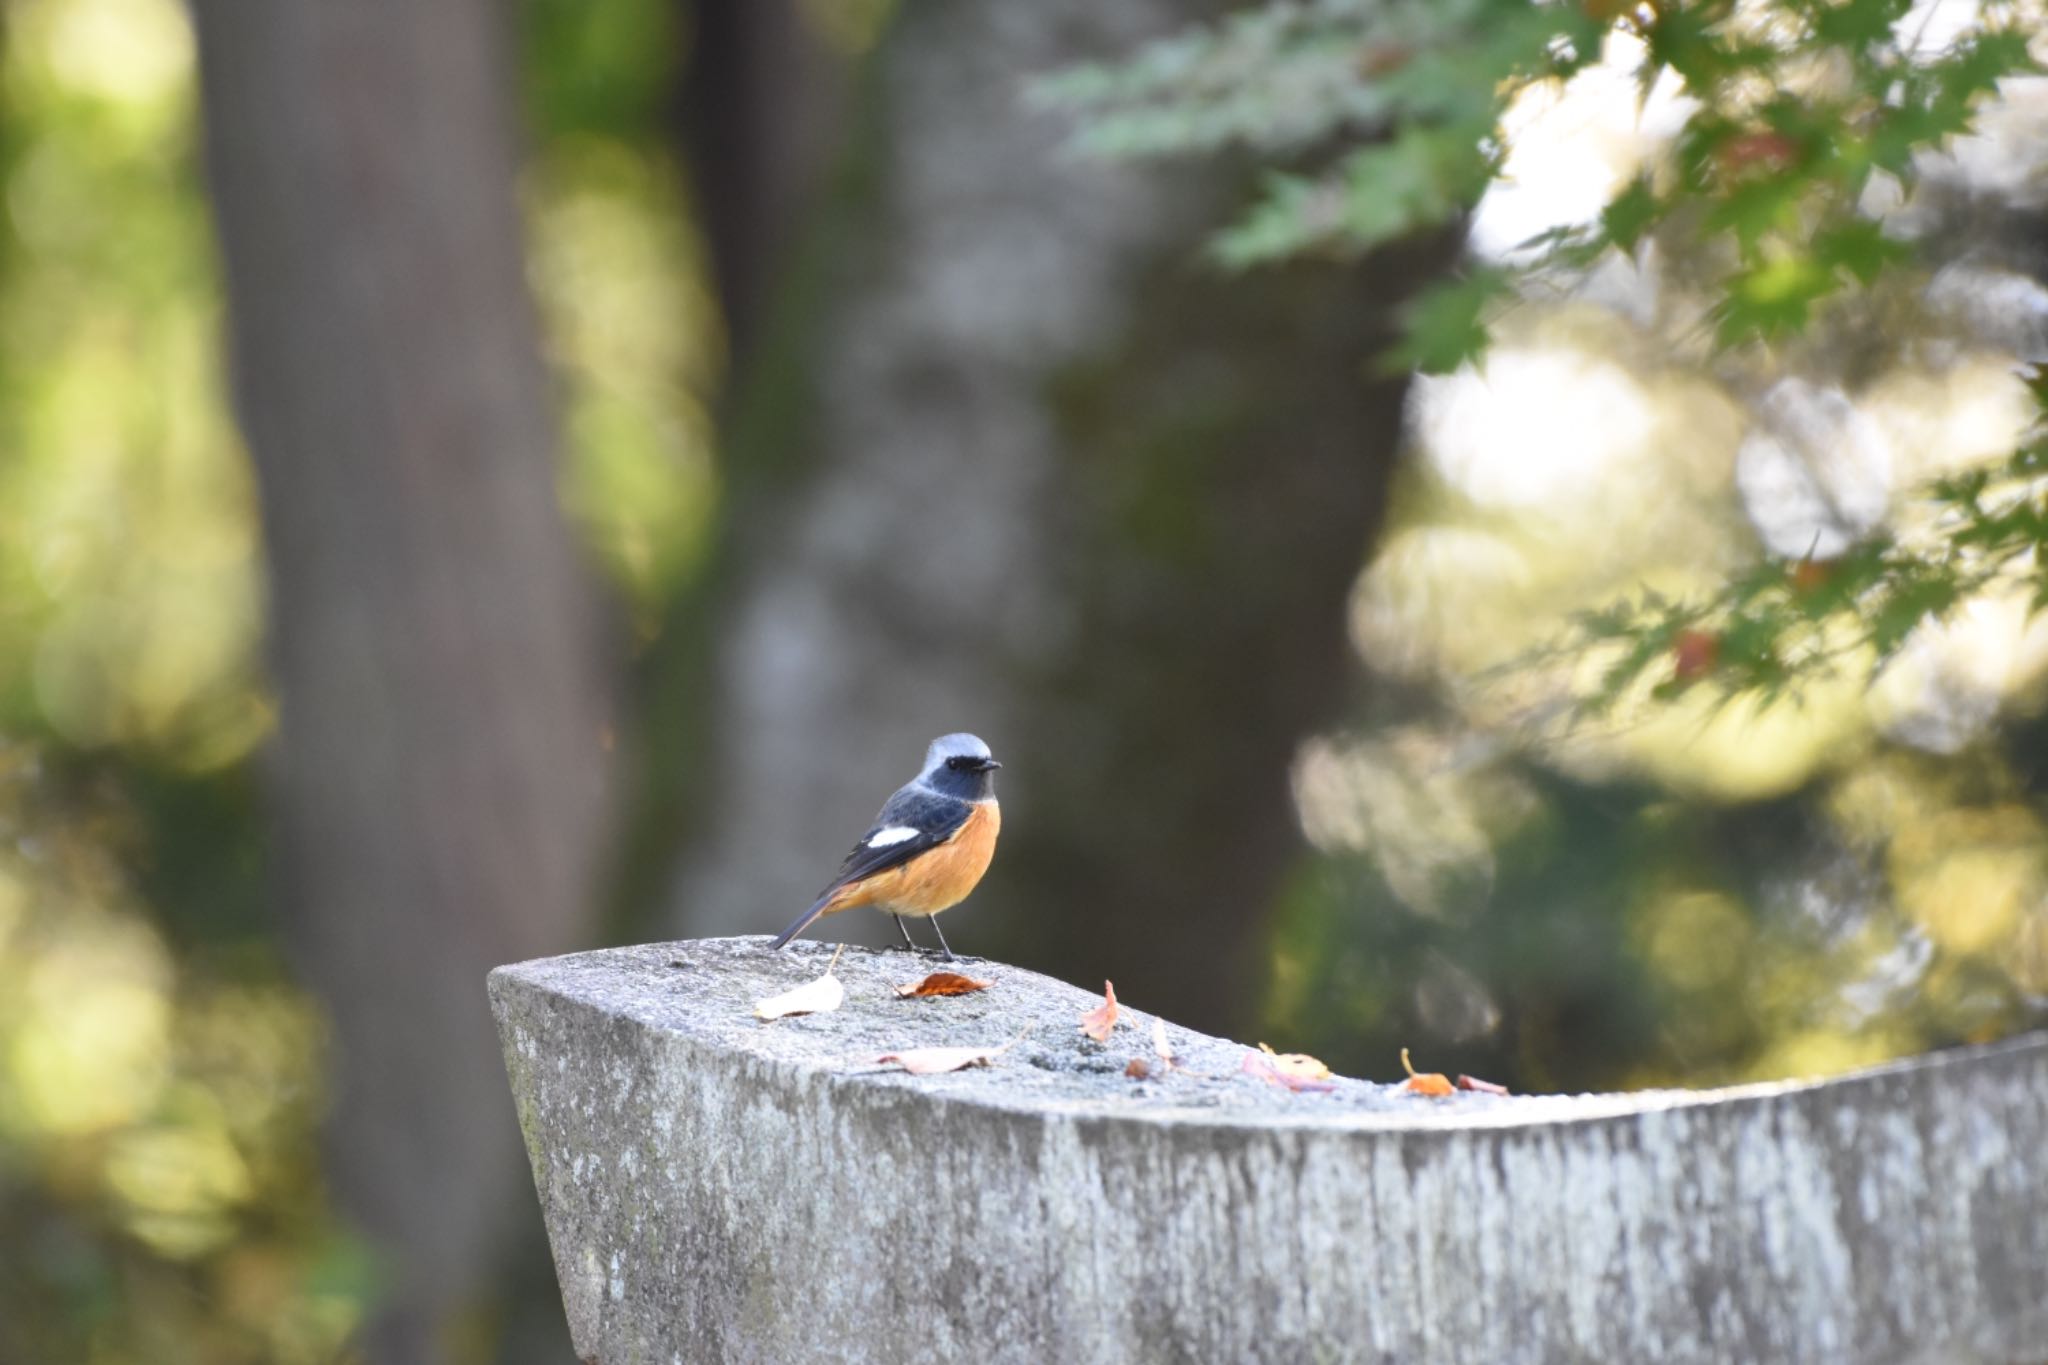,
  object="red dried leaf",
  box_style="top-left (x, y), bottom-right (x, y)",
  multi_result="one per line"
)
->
top-left (1456, 1074), bottom-right (1510, 1095)
top-left (1717, 130), bottom-right (1801, 174)
top-left (1673, 628), bottom-right (1720, 681)
top-left (895, 972), bottom-right (993, 998)
top-left (1789, 559), bottom-right (1834, 595)
top-left (1124, 1058), bottom-right (1151, 1079)
top-left (1079, 981), bottom-right (1119, 1043)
